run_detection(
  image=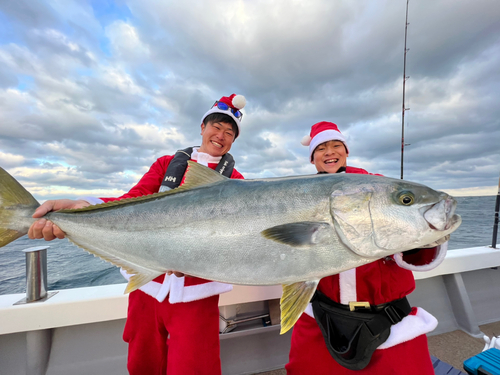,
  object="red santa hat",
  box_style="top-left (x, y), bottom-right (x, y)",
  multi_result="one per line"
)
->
top-left (301, 121), bottom-right (349, 161)
top-left (201, 94), bottom-right (246, 138)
